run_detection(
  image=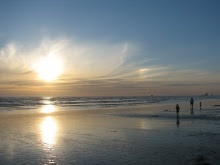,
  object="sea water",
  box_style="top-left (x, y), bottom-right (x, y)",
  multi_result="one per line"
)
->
top-left (0, 95), bottom-right (219, 112)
